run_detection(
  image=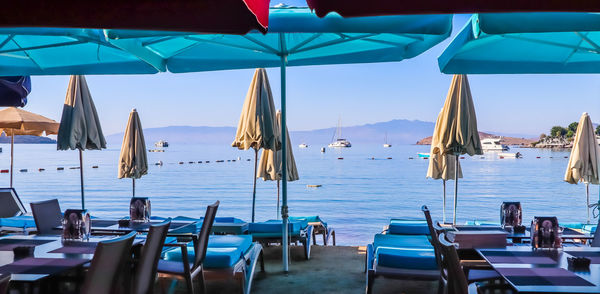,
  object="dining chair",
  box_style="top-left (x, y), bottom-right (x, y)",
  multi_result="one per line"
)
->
top-left (81, 231), bottom-right (137, 294)
top-left (438, 233), bottom-right (513, 294)
top-left (157, 201), bottom-right (219, 294)
top-left (30, 199), bottom-right (62, 235)
top-left (0, 274), bottom-right (9, 294)
top-left (133, 220), bottom-right (171, 294)
top-left (591, 217), bottom-right (600, 247)
top-left (422, 206), bottom-right (501, 286)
